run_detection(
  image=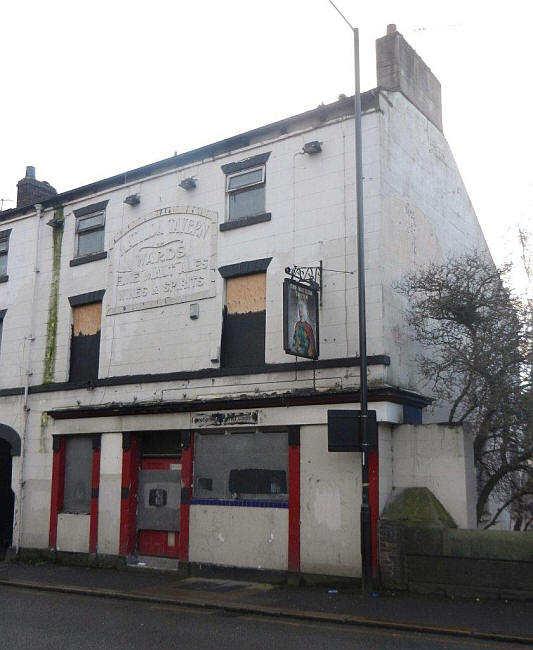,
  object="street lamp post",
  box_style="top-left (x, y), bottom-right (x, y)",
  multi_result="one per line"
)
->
top-left (327, 1), bottom-right (373, 594)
